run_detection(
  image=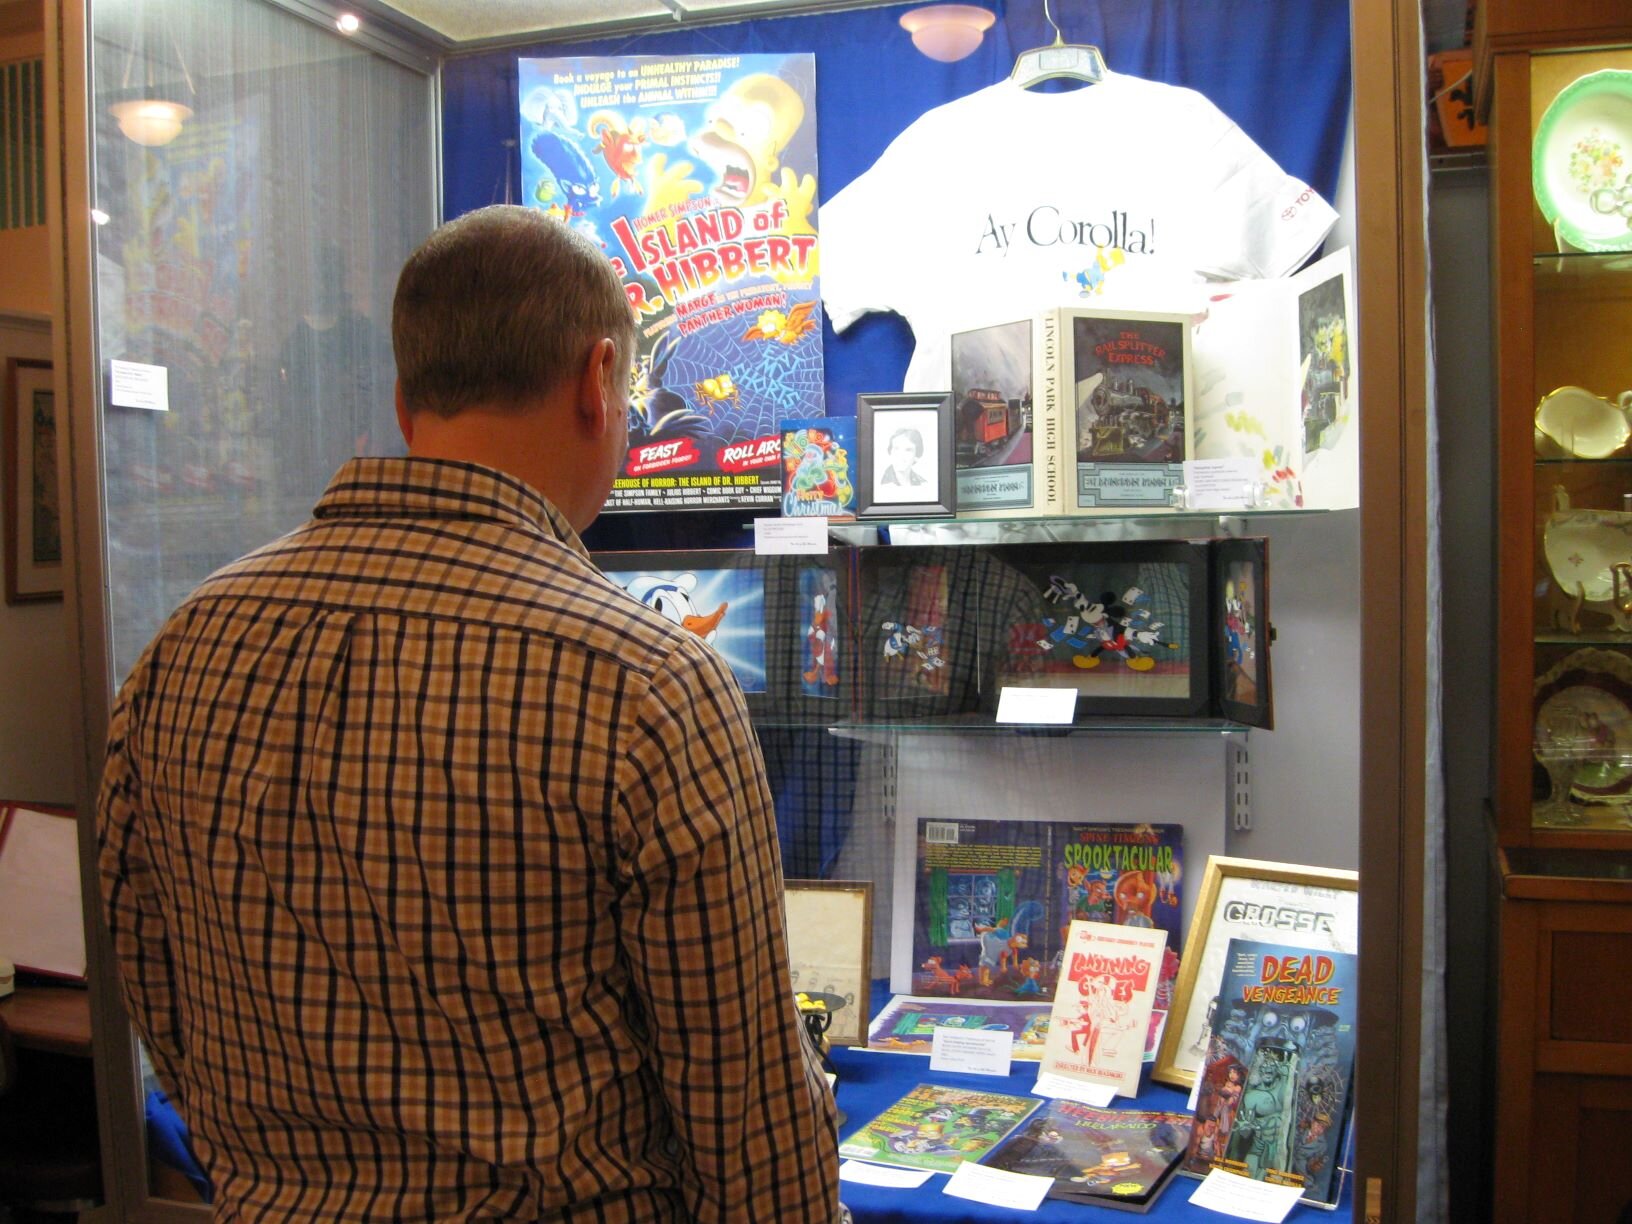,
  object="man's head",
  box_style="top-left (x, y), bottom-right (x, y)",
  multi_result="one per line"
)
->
top-left (391, 206), bottom-right (635, 530)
